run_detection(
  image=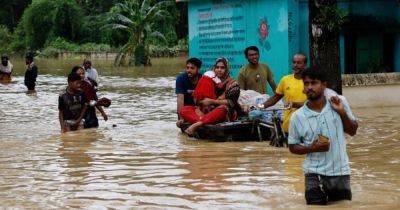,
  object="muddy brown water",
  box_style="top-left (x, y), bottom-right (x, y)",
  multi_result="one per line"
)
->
top-left (0, 58), bottom-right (399, 209)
